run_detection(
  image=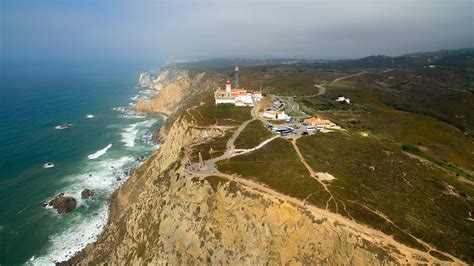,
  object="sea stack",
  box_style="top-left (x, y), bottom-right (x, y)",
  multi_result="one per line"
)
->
top-left (48, 195), bottom-right (77, 214)
top-left (81, 189), bottom-right (94, 199)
